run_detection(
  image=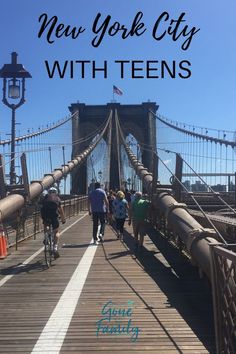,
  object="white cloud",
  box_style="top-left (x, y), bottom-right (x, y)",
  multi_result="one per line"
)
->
top-left (163, 159), bottom-right (171, 165)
